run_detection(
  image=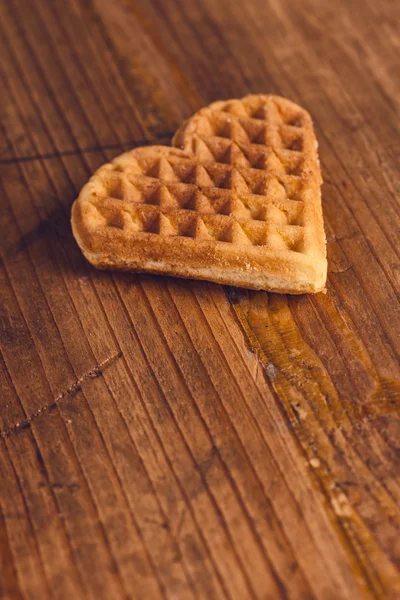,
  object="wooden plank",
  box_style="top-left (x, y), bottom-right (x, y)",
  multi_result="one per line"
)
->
top-left (0, 0), bottom-right (399, 598)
